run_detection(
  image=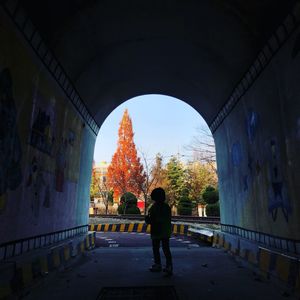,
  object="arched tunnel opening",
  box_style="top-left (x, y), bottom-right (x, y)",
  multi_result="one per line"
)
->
top-left (0, 0), bottom-right (300, 298)
top-left (91, 94), bottom-right (218, 218)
